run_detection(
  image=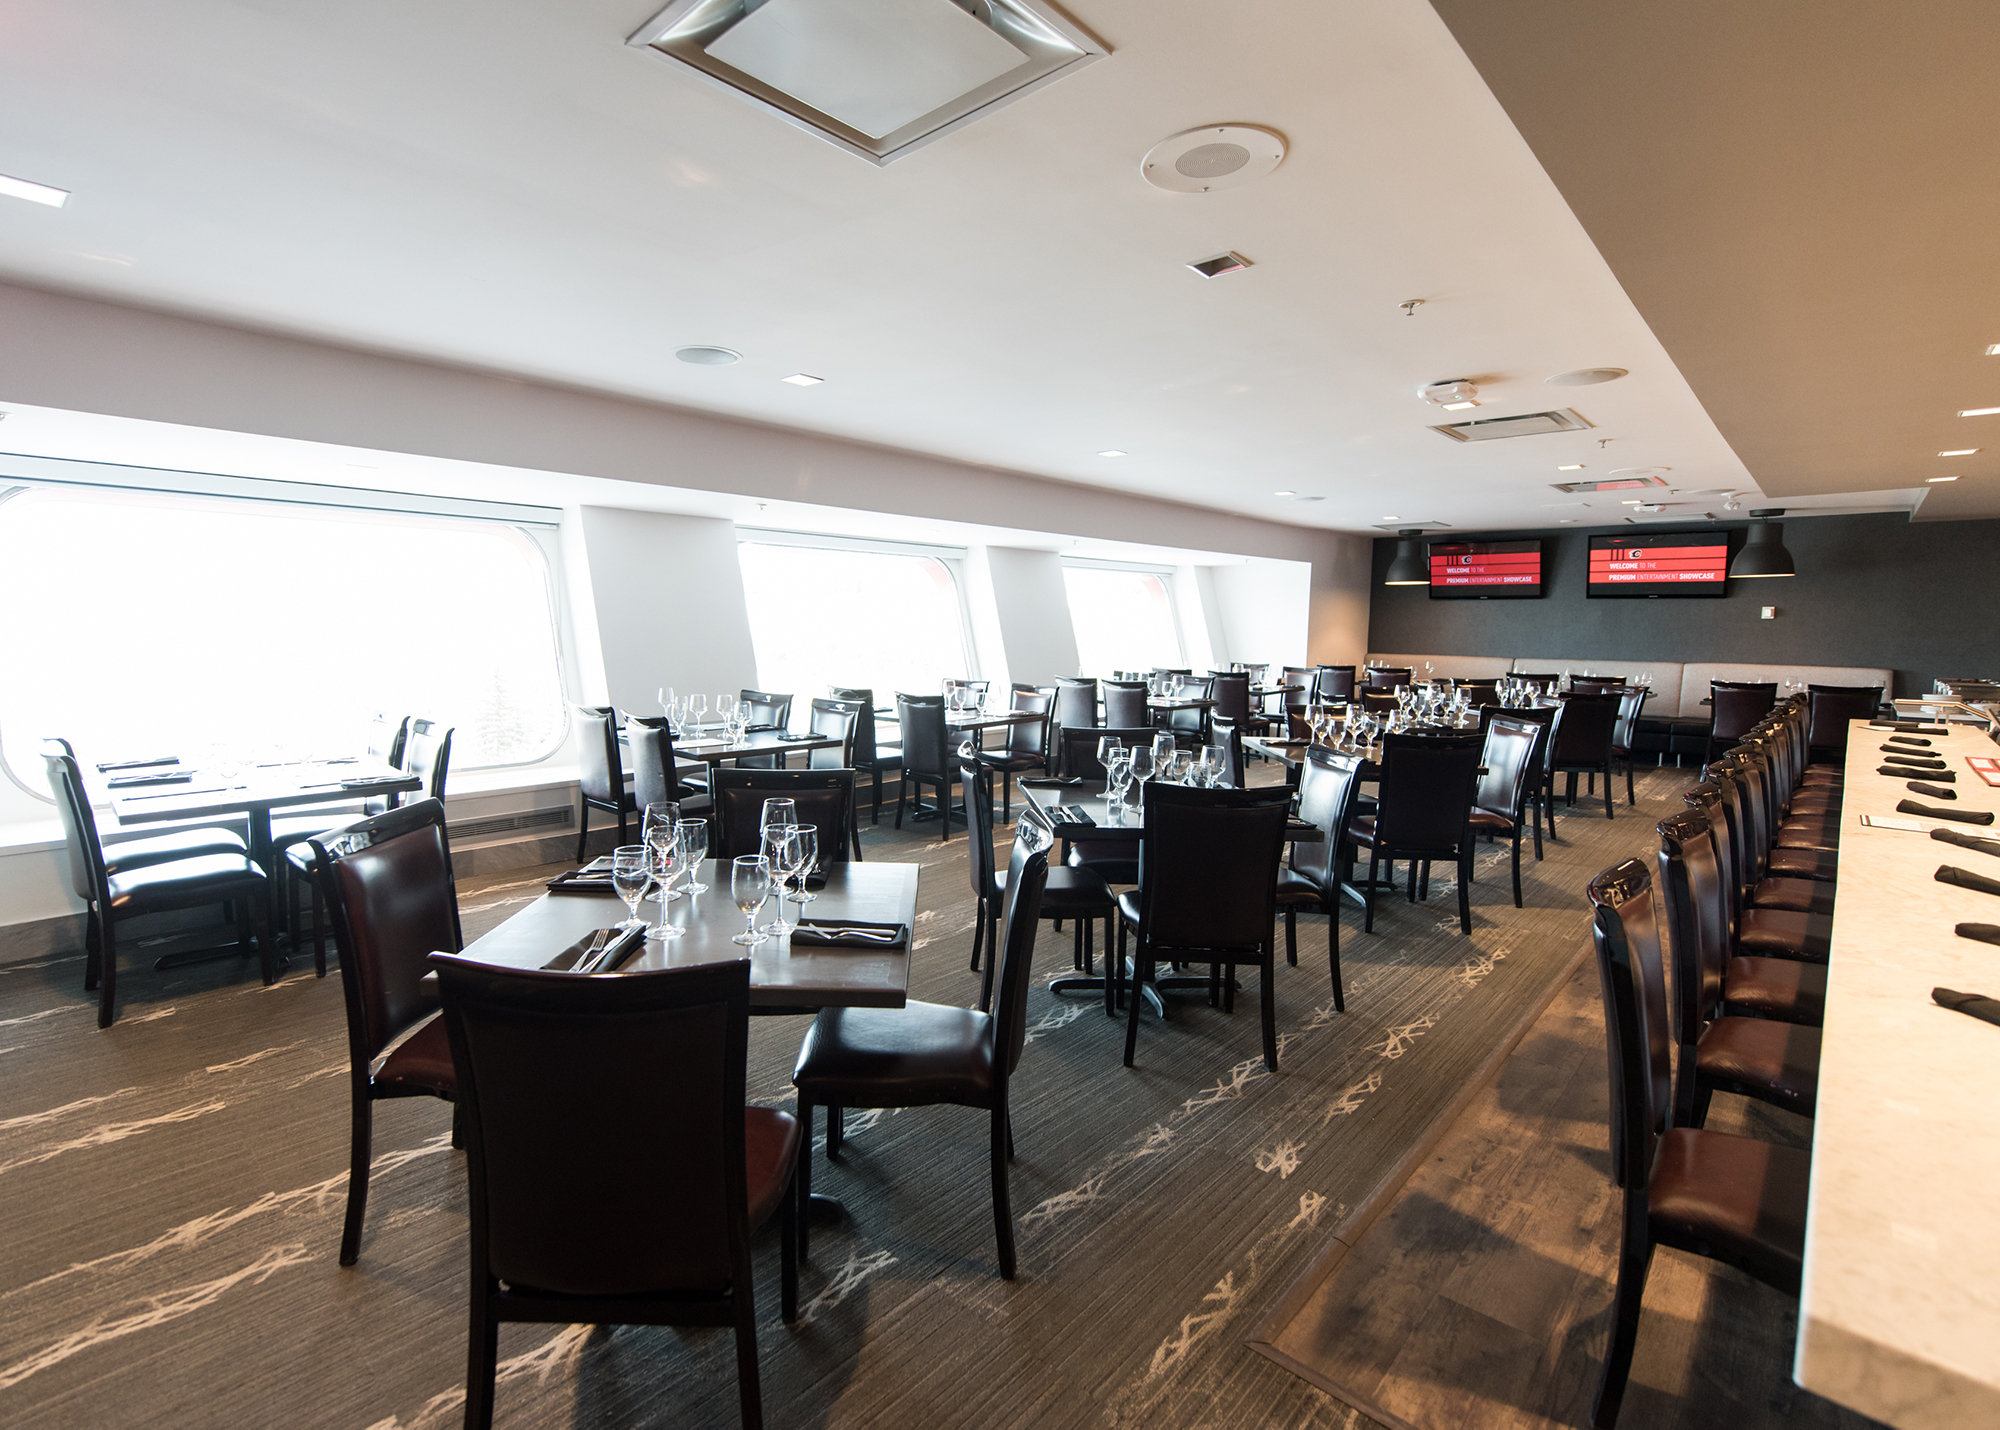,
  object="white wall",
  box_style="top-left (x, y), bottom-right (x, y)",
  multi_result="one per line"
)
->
top-left (975, 547), bottom-right (1081, 687)
top-left (1209, 560), bottom-right (1314, 669)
